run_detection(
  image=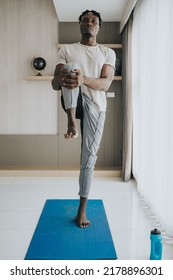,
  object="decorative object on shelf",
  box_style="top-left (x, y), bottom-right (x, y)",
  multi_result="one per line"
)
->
top-left (31, 57), bottom-right (46, 76)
